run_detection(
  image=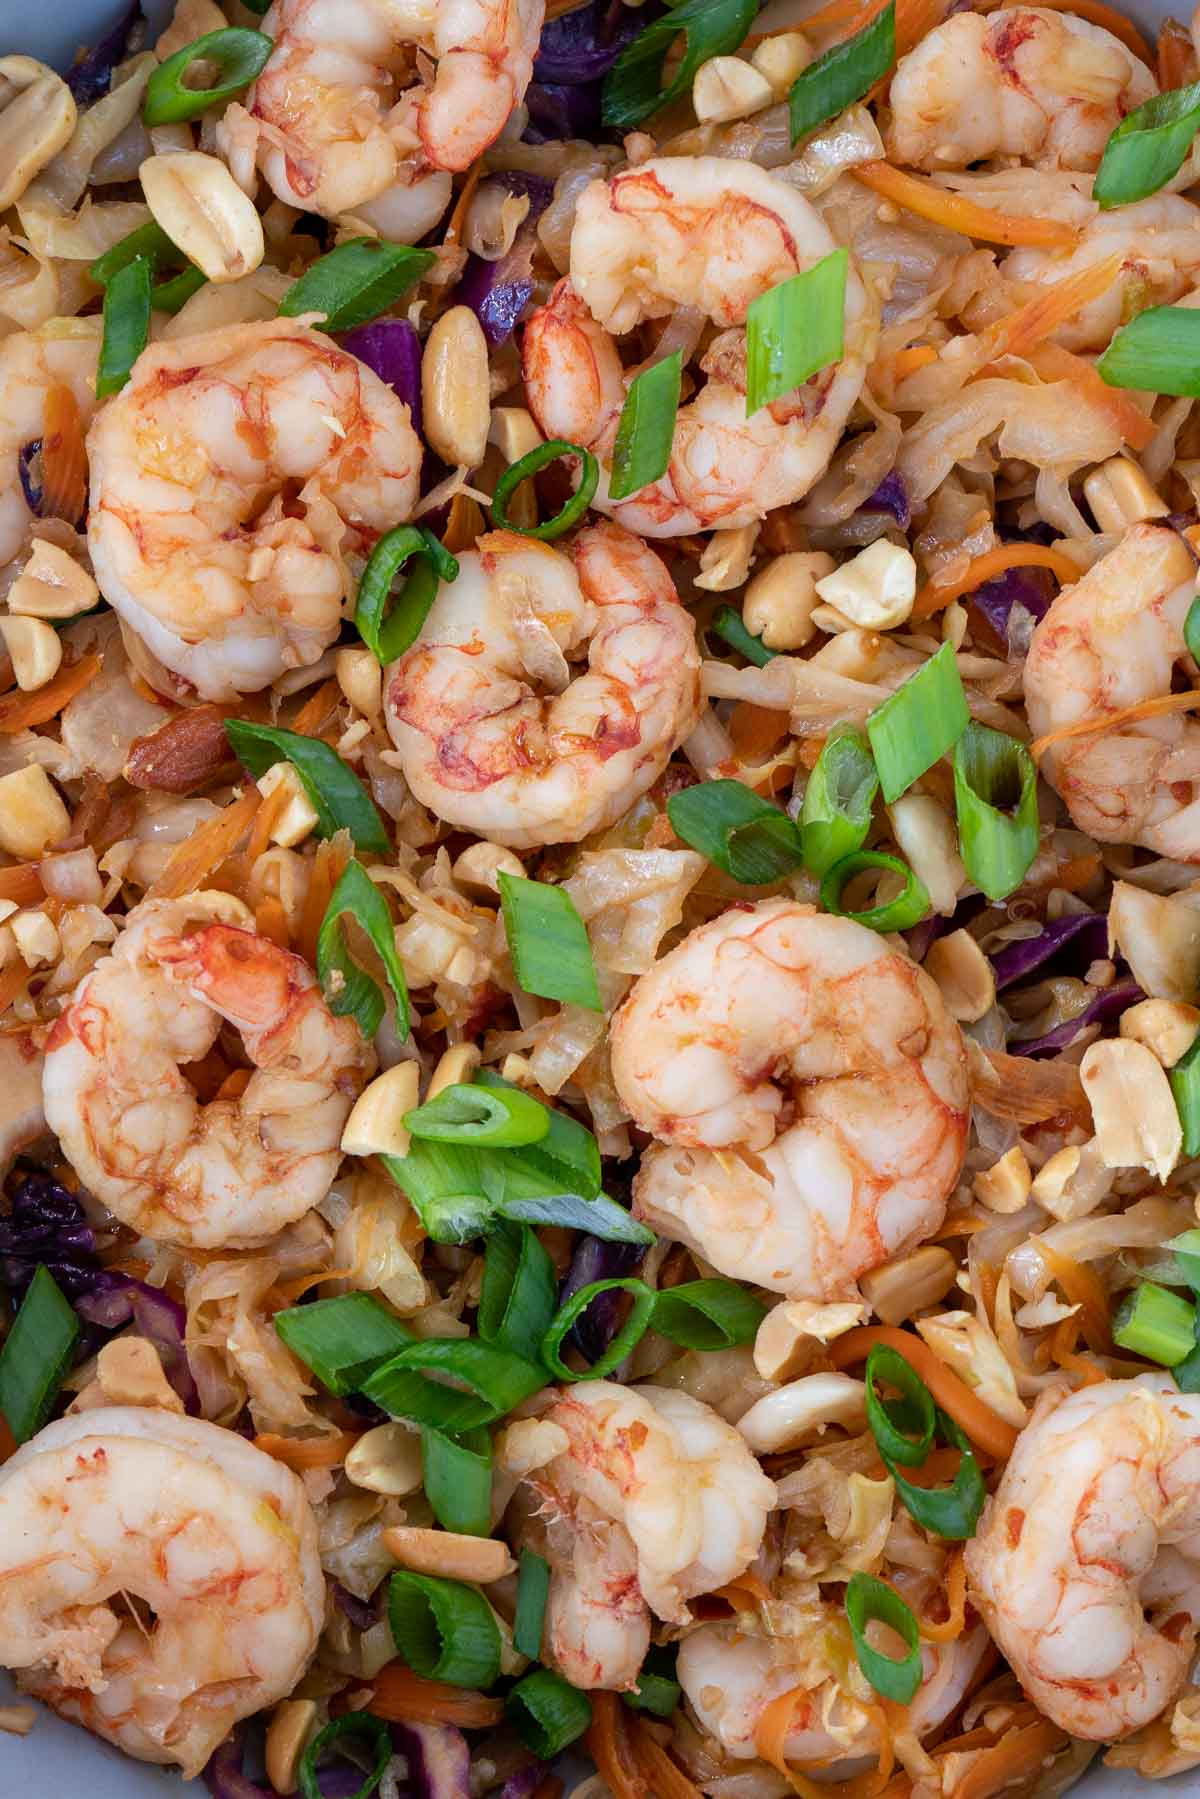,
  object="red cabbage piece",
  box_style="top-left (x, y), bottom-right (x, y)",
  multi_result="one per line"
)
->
top-left (0, 1173), bottom-right (99, 1300)
top-left (968, 565), bottom-right (1056, 656)
top-left (392, 1721), bottom-right (471, 1799)
top-left (67, 3), bottom-right (141, 104)
top-left (559, 1231), bottom-right (646, 1363)
top-left (76, 1272), bottom-right (197, 1411)
top-left (862, 470), bottom-right (911, 530)
top-left (499, 1766), bottom-right (551, 1799)
top-left (990, 913), bottom-right (1109, 991)
top-left (526, 80), bottom-right (601, 140)
top-left (333, 1579), bottom-right (381, 1632)
top-left (533, 0), bottom-right (643, 84)
top-left (341, 320), bottom-right (423, 436)
top-left (204, 1737), bottom-right (273, 1799)
top-left (18, 441), bottom-right (43, 516)
top-left (452, 173), bottom-right (554, 346)
top-left (1010, 977), bottom-right (1144, 1057)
